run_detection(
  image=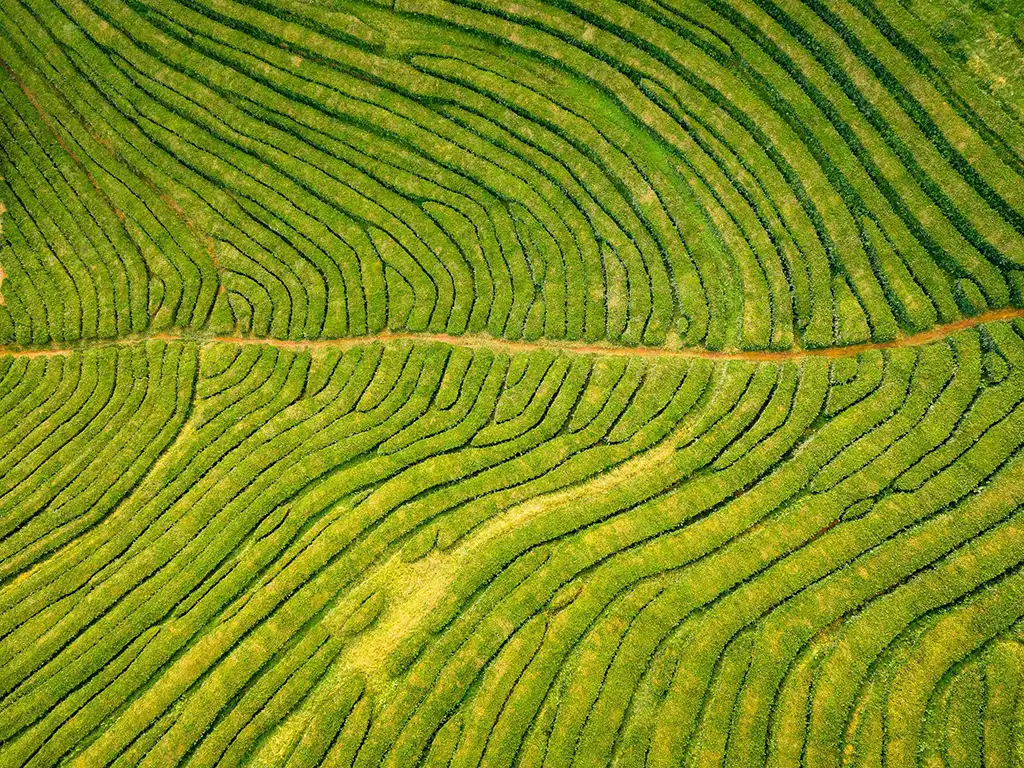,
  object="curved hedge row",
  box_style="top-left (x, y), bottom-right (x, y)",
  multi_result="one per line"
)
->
top-left (0, 320), bottom-right (1020, 765)
top-left (3, 0), bottom-right (1024, 765)
top-left (2, 0), bottom-right (1024, 349)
